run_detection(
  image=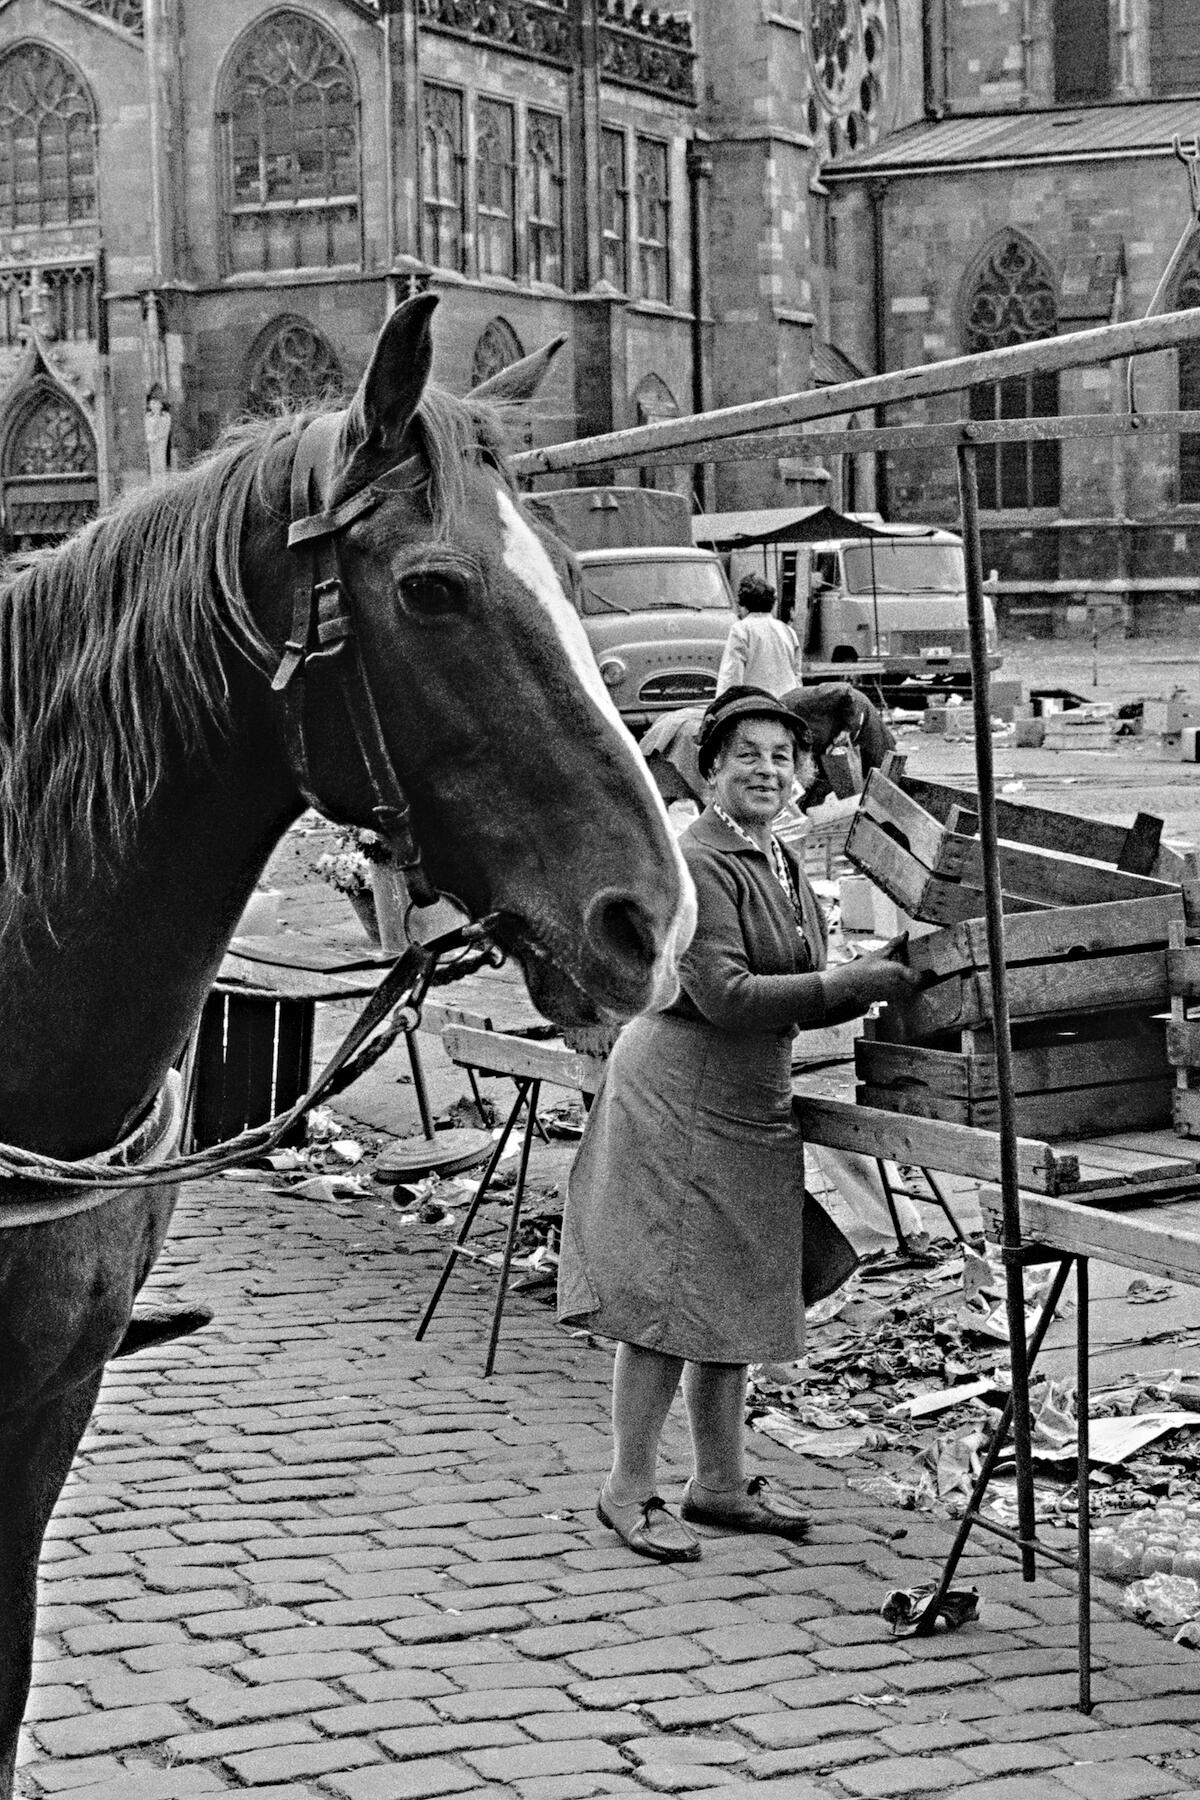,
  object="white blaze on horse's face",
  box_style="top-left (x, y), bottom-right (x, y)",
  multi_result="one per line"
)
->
top-left (495, 488), bottom-right (696, 1008)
